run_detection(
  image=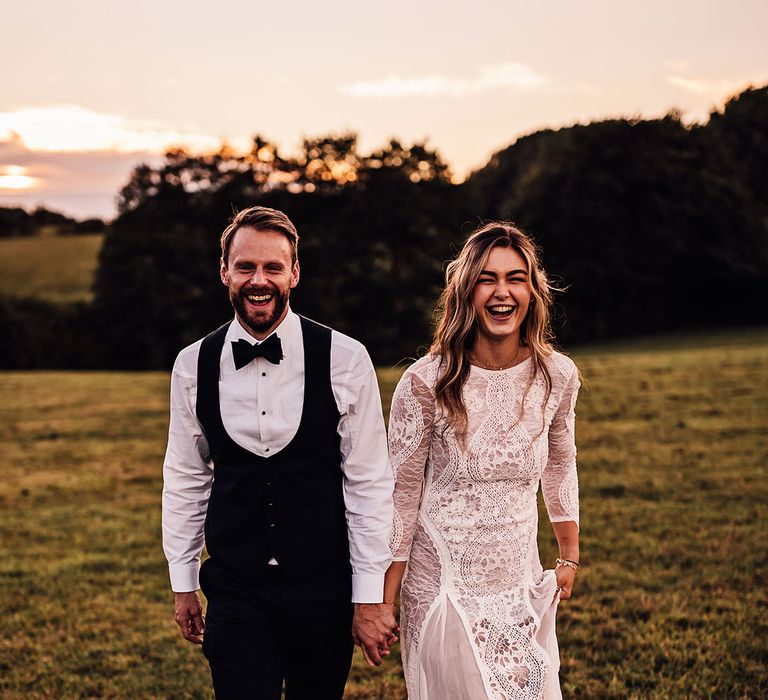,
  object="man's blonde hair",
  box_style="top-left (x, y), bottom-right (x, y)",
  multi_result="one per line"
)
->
top-left (220, 206), bottom-right (299, 264)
